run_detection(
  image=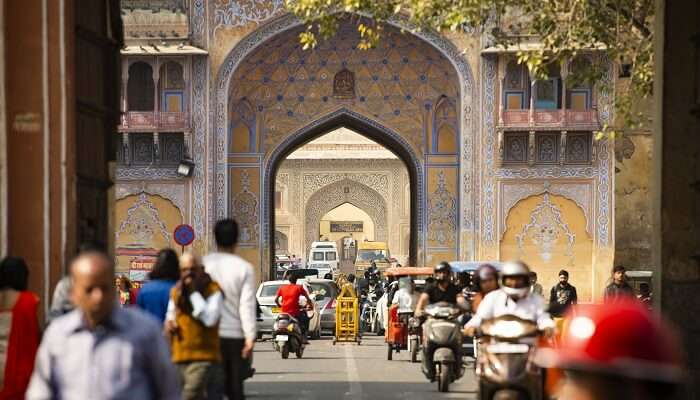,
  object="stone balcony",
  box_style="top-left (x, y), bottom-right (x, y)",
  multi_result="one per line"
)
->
top-left (500, 109), bottom-right (599, 131)
top-left (119, 111), bottom-right (189, 132)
